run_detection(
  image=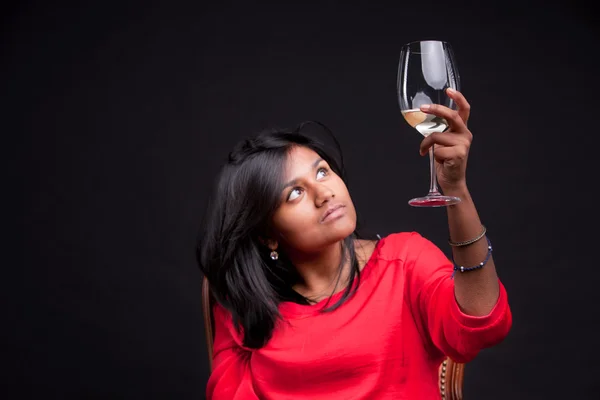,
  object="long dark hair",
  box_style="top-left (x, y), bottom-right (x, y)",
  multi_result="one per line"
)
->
top-left (196, 121), bottom-right (364, 349)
